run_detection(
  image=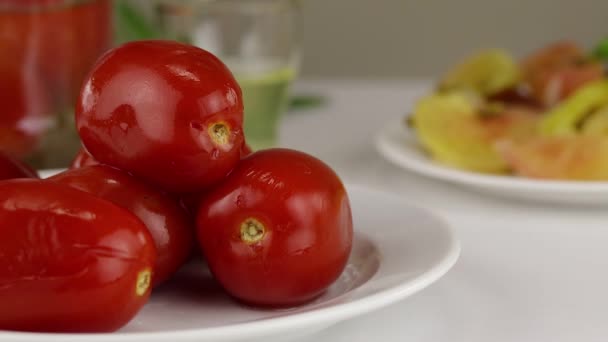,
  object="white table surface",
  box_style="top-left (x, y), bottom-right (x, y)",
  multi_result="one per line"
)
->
top-left (281, 80), bottom-right (608, 342)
